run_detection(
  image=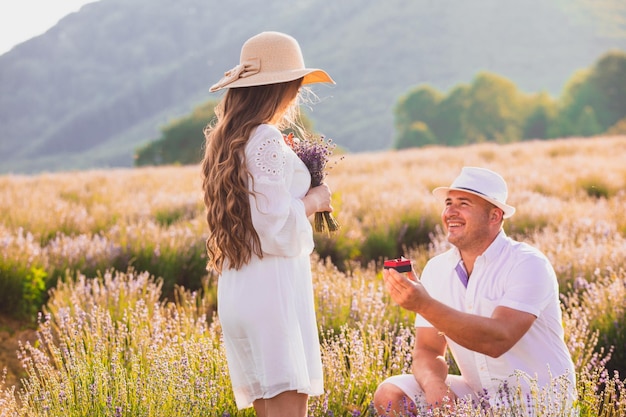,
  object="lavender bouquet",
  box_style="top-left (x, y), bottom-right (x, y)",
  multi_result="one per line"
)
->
top-left (284, 132), bottom-right (340, 233)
